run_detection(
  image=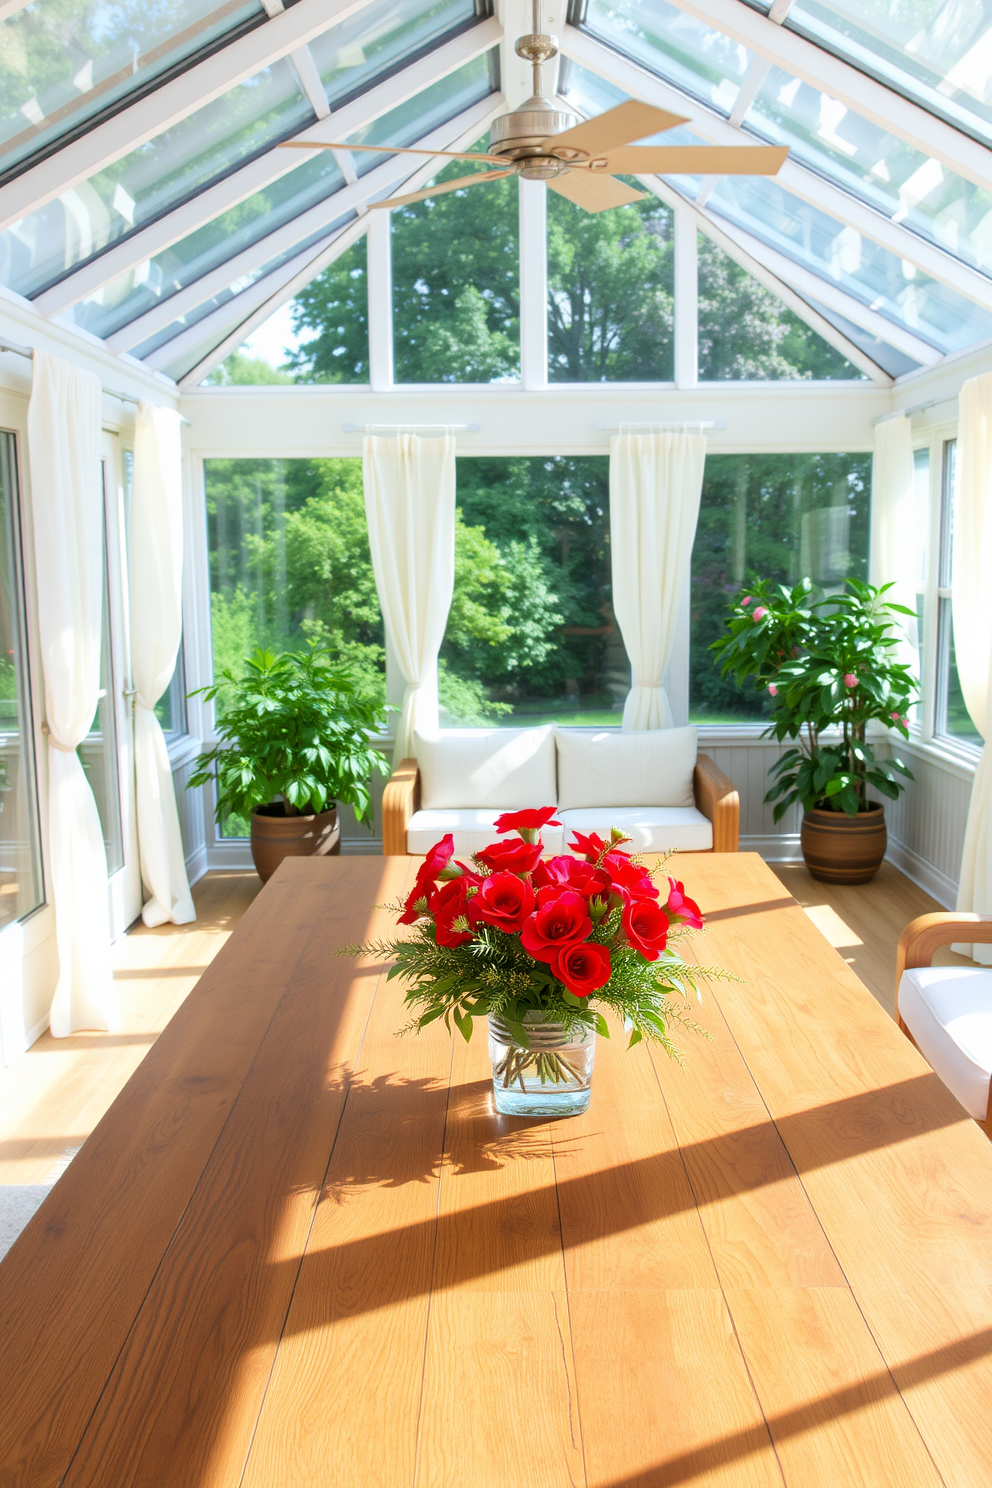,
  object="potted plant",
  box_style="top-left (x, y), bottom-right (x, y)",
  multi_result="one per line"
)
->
top-left (711, 579), bottom-right (918, 884)
top-left (188, 645), bottom-right (389, 882)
